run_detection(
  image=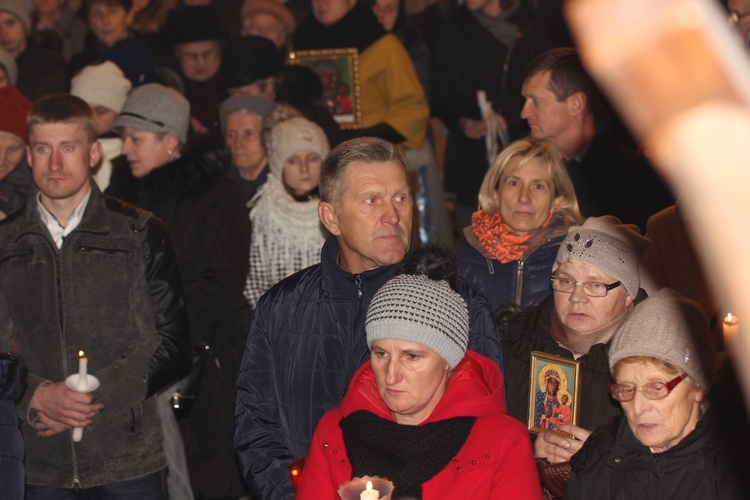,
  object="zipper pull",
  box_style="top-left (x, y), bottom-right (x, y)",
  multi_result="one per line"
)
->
top-left (354, 274), bottom-right (363, 300)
